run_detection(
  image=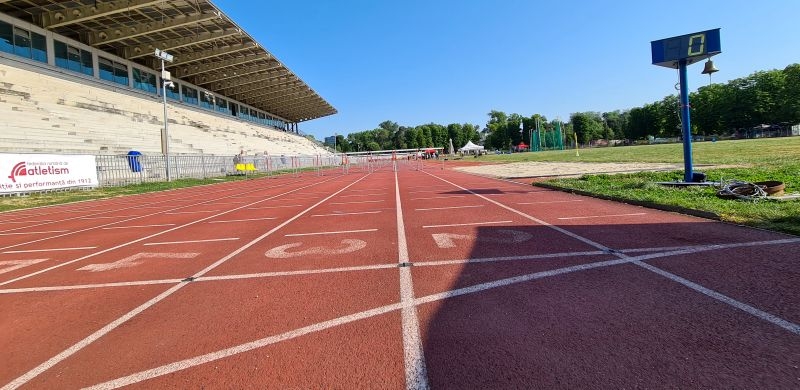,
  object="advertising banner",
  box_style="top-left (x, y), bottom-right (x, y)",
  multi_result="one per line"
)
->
top-left (1, 154), bottom-right (98, 194)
